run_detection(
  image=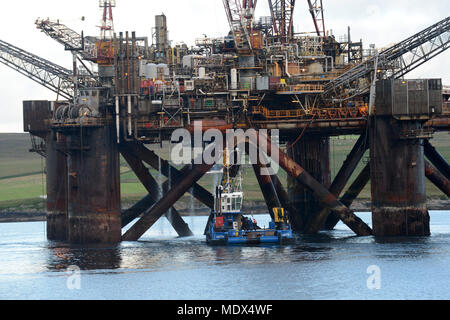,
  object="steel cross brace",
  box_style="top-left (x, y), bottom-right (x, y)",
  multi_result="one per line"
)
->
top-left (122, 142), bottom-right (222, 241)
top-left (247, 132), bottom-right (372, 236)
top-left (320, 133), bottom-right (369, 231)
top-left (120, 143), bottom-right (193, 237)
top-left (124, 142), bottom-right (215, 209)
